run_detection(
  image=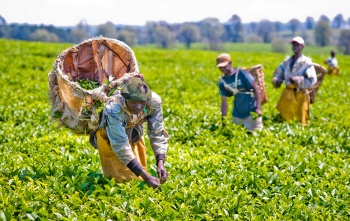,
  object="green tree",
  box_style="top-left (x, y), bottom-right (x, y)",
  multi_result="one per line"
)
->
top-left (96, 22), bottom-right (118, 38)
top-left (144, 21), bottom-right (158, 44)
top-left (257, 20), bottom-right (275, 43)
top-left (271, 38), bottom-right (287, 53)
top-left (30, 29), bottom-right (59, 42)
top-left (245, 33), bottom-right (263, 43)
top-left (177, 23), bottom-right (200, 49)
top-left (332, 14), bottom-right (345, 29)
top-left (246, 22), bottom-right (258, 35)
top-left (288, 19), bottom-right (300, 35)
top-left (71, 21), bottom-right (88, 43)
top-left (337, 29), bottom-right (350, 54)
top-left (0, 15), bottom-right (9, 38)
top-left (117, 29), bottom-right (138, 47)
top-left (314, 20), bottom-right (331, 46)
top-left (154, 26), bottom-right (175, 48)
top-left (305, 16), bottom-right (315, 30)
top-left (0, 15), bottom-right (5, 25)
top-left (9, 24), bottom-right (33, 40)
top-left (224, 14), bottom-right (243, 42)
top-left (199, 18), bottom-right (224, 50)
top-left (273, 21), bottom-right (284, 32)
top-left (319, 15), bottom-right (330, 23)
top-left (44, 25), bottom-right (71, 42)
